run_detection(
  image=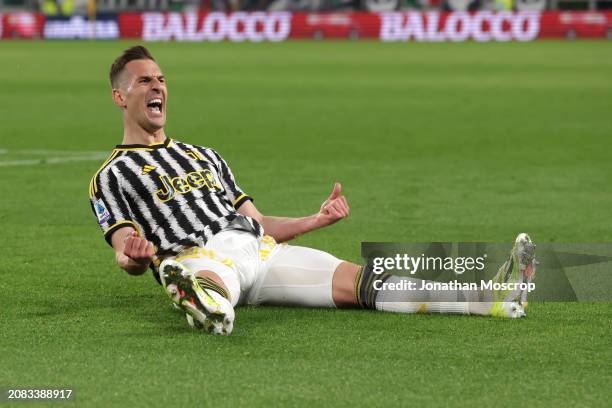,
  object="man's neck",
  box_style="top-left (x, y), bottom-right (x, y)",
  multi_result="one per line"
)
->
top-left (121, 123), bottom-right (166, 146)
